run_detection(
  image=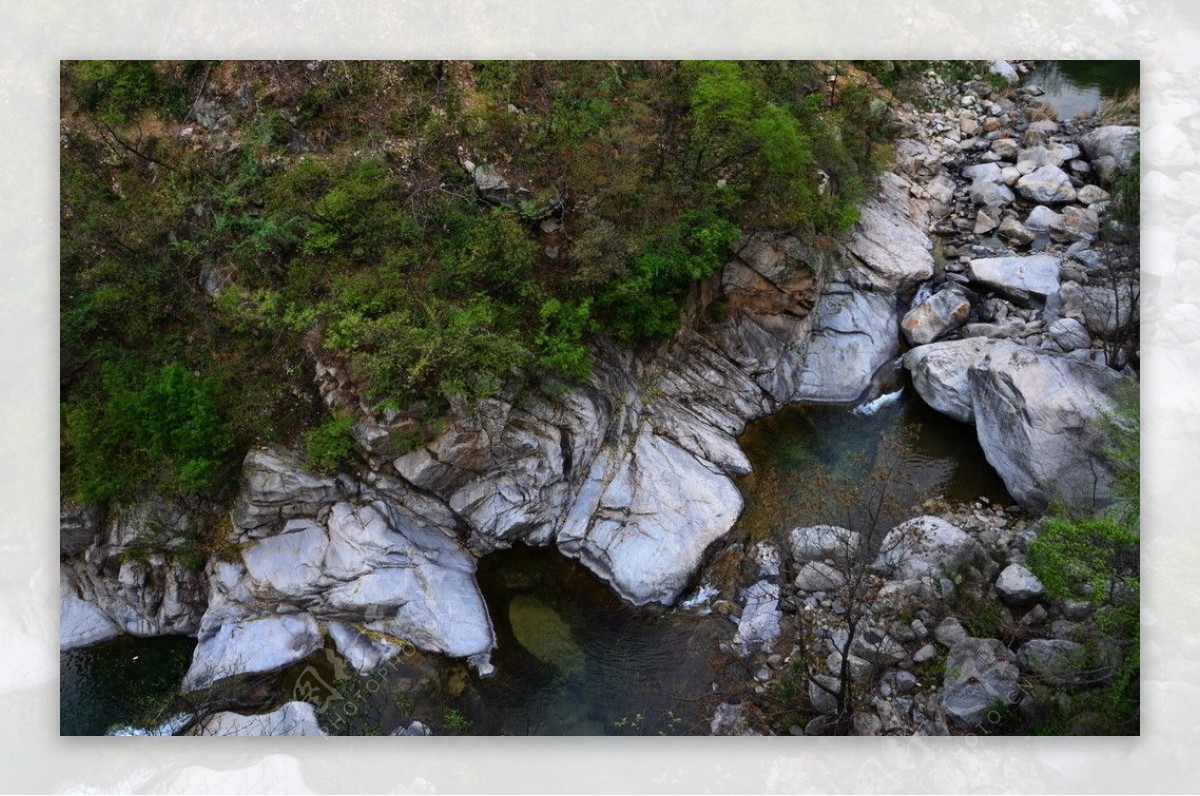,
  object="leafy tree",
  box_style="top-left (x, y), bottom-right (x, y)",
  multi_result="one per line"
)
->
top-left (304, 413), bottom-right (359, 474)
